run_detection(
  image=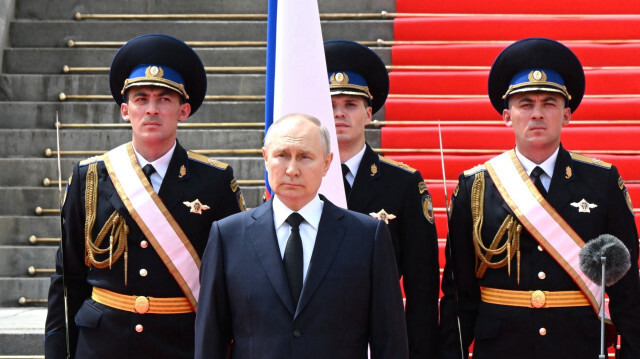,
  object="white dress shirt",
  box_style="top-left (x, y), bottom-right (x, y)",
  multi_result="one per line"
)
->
top-left (133, 141), bottom-right (176, 193)
top-left (272, 194), bottom-right (324, 283)
top-left (515, 146), bottom-right (559, 192)
top-left (341, 144), bottom-right (366, 187)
